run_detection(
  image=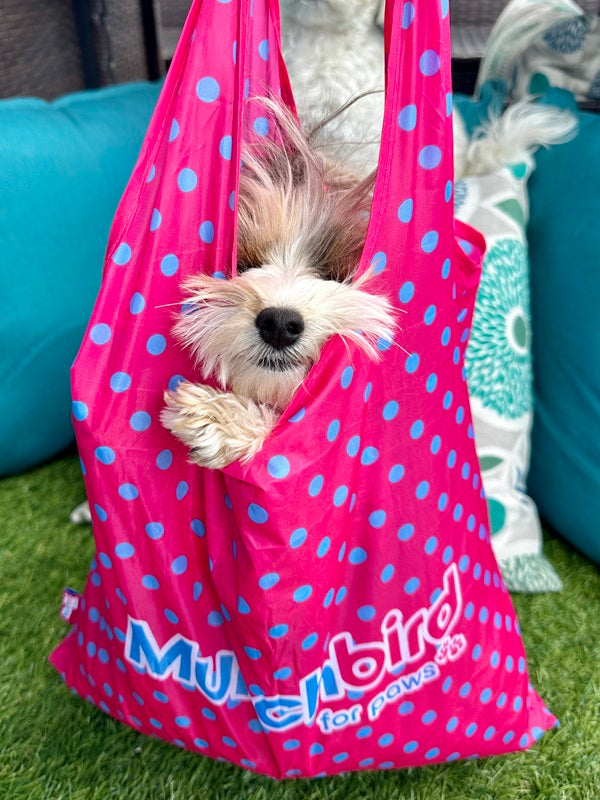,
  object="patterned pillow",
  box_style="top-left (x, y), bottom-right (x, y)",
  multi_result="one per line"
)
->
top-left (454, 110), bottom-right (562, 592)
